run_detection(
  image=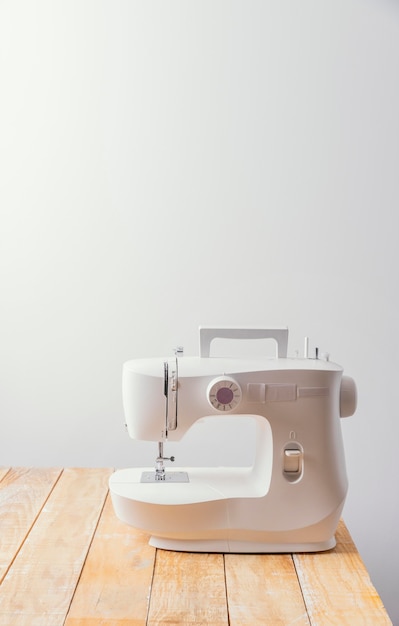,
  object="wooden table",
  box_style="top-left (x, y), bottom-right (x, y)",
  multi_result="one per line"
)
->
top-left (0, 467), bottom-right (392, 625)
